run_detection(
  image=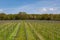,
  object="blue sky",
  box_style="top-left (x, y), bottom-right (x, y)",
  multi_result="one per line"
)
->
top-left (0, 0), bottom-right (60, 14)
